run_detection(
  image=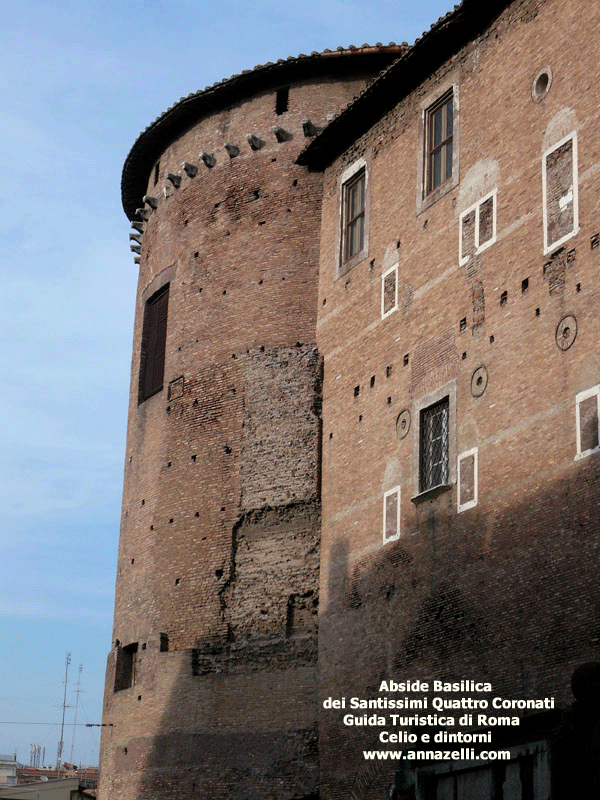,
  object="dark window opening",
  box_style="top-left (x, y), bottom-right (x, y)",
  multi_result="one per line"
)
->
top-left (139, 284), bottom-right (169, 403)
top-left (114, 642), bottom-right (138, 692)
top-left (426, 90), bottom-right (453, 194)
top-left (153, 161), bottom-right (160, 186)
top-left (275, 86), bottom-right (289, 115)
top-left (420, 397), bottom-right (449, 492)
top-left (343, 169), bottom-right (366, 263)
top-left (160, 633), bottom-right (169, 652)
